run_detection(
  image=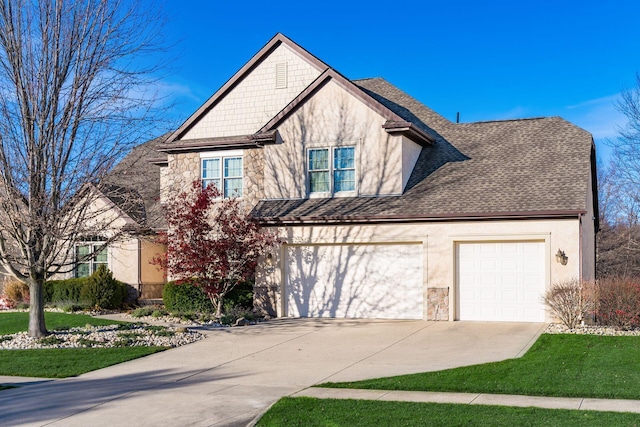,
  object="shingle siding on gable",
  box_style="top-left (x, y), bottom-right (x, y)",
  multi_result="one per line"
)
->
top-left (182, 44), bottom-right (322, 139)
